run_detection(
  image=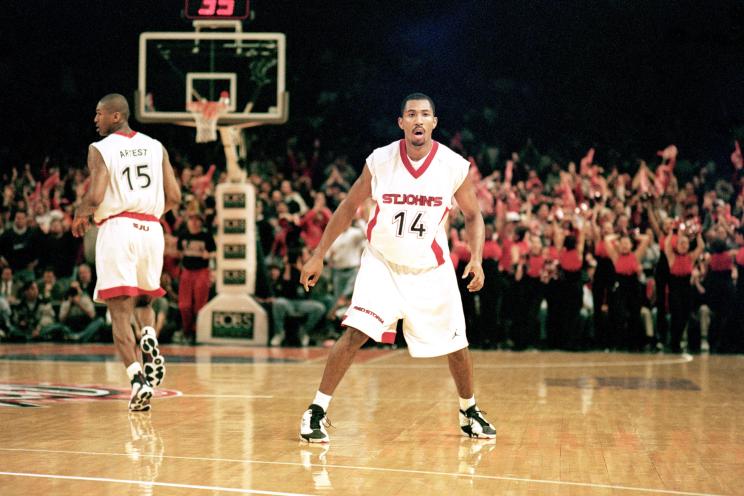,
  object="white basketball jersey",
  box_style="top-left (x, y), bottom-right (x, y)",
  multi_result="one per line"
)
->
top-left (91, 131), bottom-right (165, 223)
top-left (365, 139), bottom-right (469, 269)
